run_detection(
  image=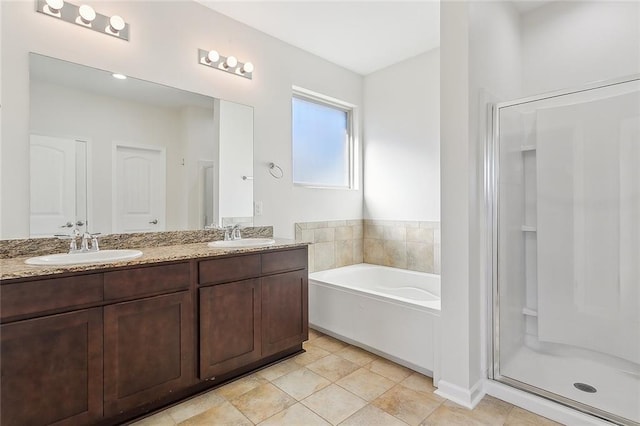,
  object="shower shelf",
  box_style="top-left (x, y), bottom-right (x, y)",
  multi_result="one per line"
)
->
top-left (521, 225), bottom-right (537, 232)
top-left (520, 145), bottom-right (537, 152)
top-left (522, 307), bottom-right (538, 317)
